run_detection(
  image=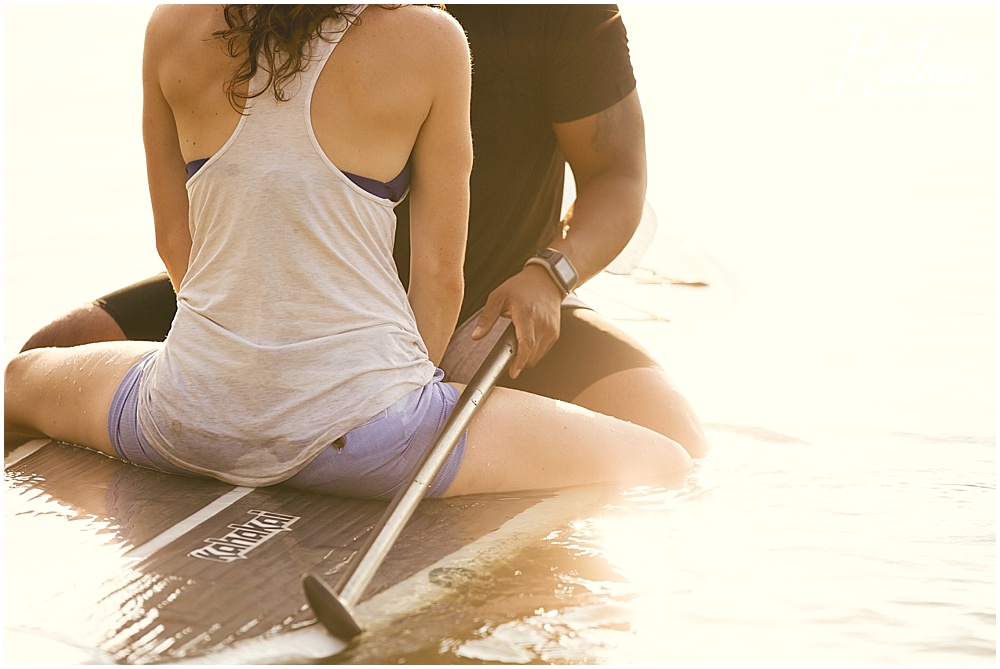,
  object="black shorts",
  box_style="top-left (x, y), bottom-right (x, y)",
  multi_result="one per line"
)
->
top-left (95, 274), bottom-right (660, 404)
top-left (95, 272), bottom-right (176, 342)
top-left (499, 305), bottom-right (660, 402)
